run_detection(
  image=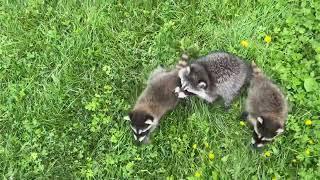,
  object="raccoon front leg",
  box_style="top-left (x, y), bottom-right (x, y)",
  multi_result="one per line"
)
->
top-left (220, 92), bottom-right (236, 110)
top-left (184, 85), bottom-right (218, 103)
